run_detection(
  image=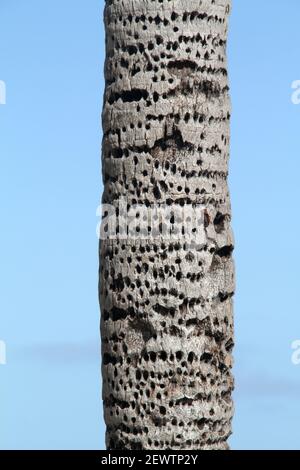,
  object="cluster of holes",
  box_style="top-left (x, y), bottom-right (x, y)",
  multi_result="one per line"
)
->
top-left (101, 245), bottom-right (233, 305)
top-left (102, 1), bottom-right (233, 451)
top-left (104, 176), bottom-right (226, 206)
top-left (106, 6), bottom-right (229, 93)
top-left (104, 362), bottom-right (233, 449)
top-left (104, 112), bottom-right (230, 146)
top-left (104, 365), bottom-right (233, 411)
top-left (107, 10), bottom-right (226, 28)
